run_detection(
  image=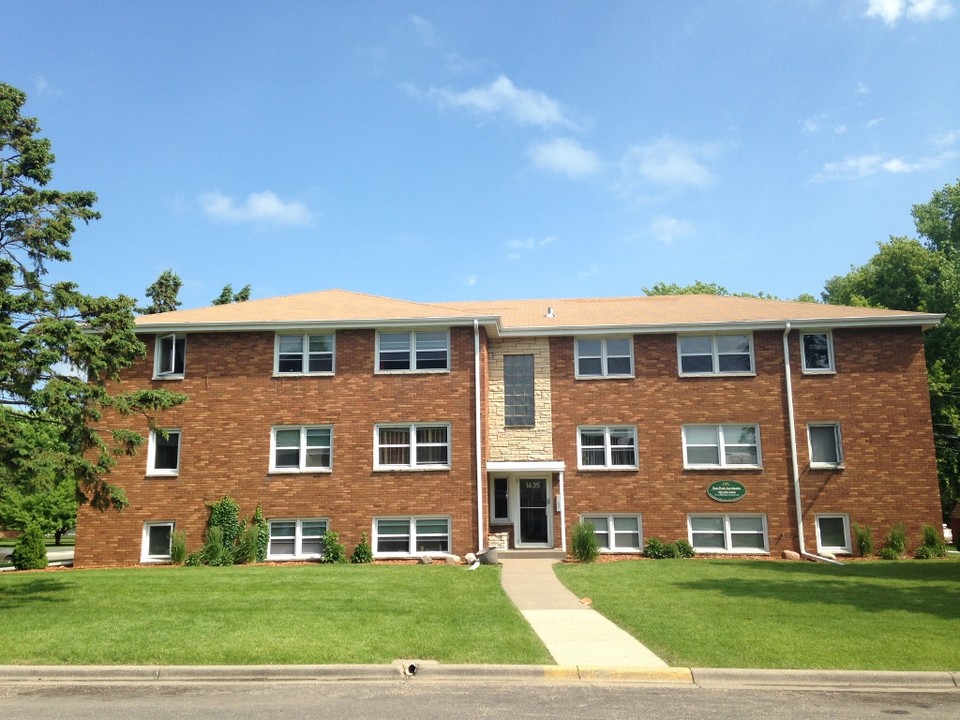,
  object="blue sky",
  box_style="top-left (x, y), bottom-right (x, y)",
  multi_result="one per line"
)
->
top-left (3, 0), bottom-right (958, 309)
